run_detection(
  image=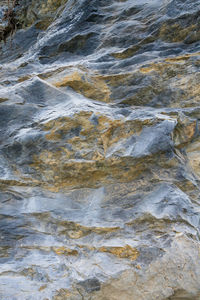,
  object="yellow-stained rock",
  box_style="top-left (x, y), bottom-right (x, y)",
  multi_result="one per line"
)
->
top-left (186, 138), bottom-right (200, 179)
top-left (53, 71), bottom-right (111, 102)
top-left (99, 245), bottom-right (139, 261)
top-left (53, 247), bottom-right (78, 256)
top-left (159, 23), bottom-right (196, 43)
